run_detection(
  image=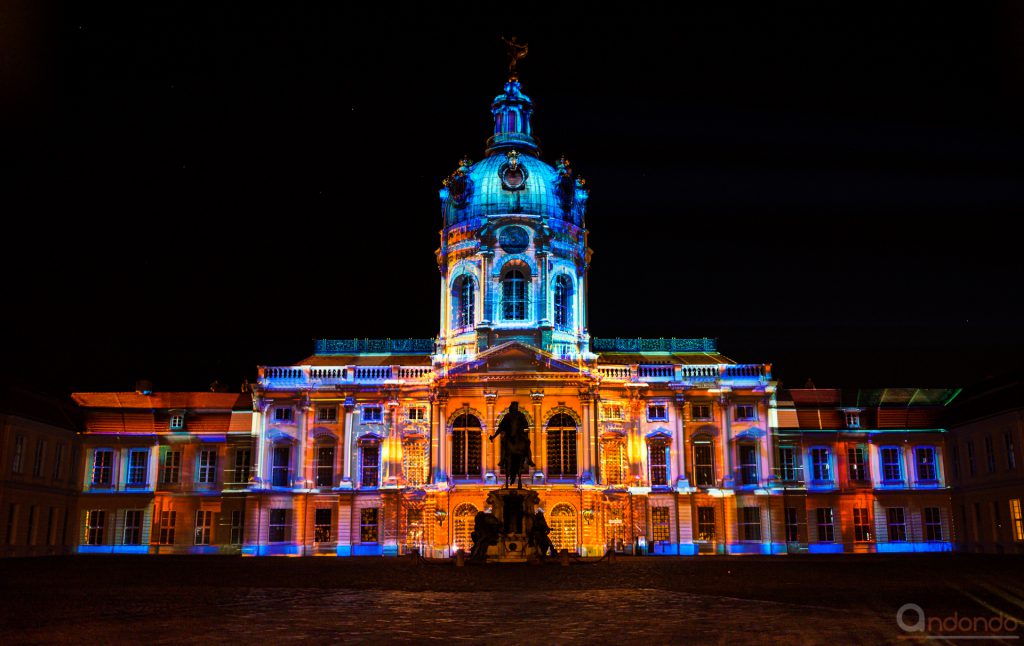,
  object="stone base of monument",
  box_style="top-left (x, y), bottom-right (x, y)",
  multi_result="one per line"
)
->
top-left (481, 487), bottom-right (542, 563)
top-left (488, 533), bottom-right (530, 563)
